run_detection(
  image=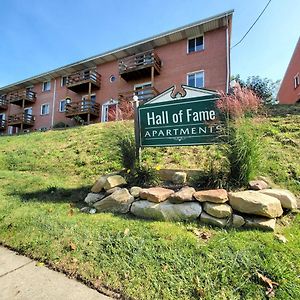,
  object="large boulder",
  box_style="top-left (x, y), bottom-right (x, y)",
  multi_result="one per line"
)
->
top-left (244, 216), bottom-right (276, 231)
top-left (103, 175), bottom-right (127, 190)
top-left (199, 212), bottom-right (228, 228)
top-left (228, 191), bottom-right (283, 218)
top-left (193, 189), bottom-right (228, 203)
top-left (168, 186), bottom-right (195, 204)
top-left (258, 189), bottom-right (298, 210)
top-left (140, 187), bottom-right (174, 203)
top-left (84, 193), bottom-right (105, 205)
top-left (130, 200), bottom-right (202, 221)
top-left (93, 188), bottom-right (134, 214)
top-left (203, 202), bottom-right (232, 218)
